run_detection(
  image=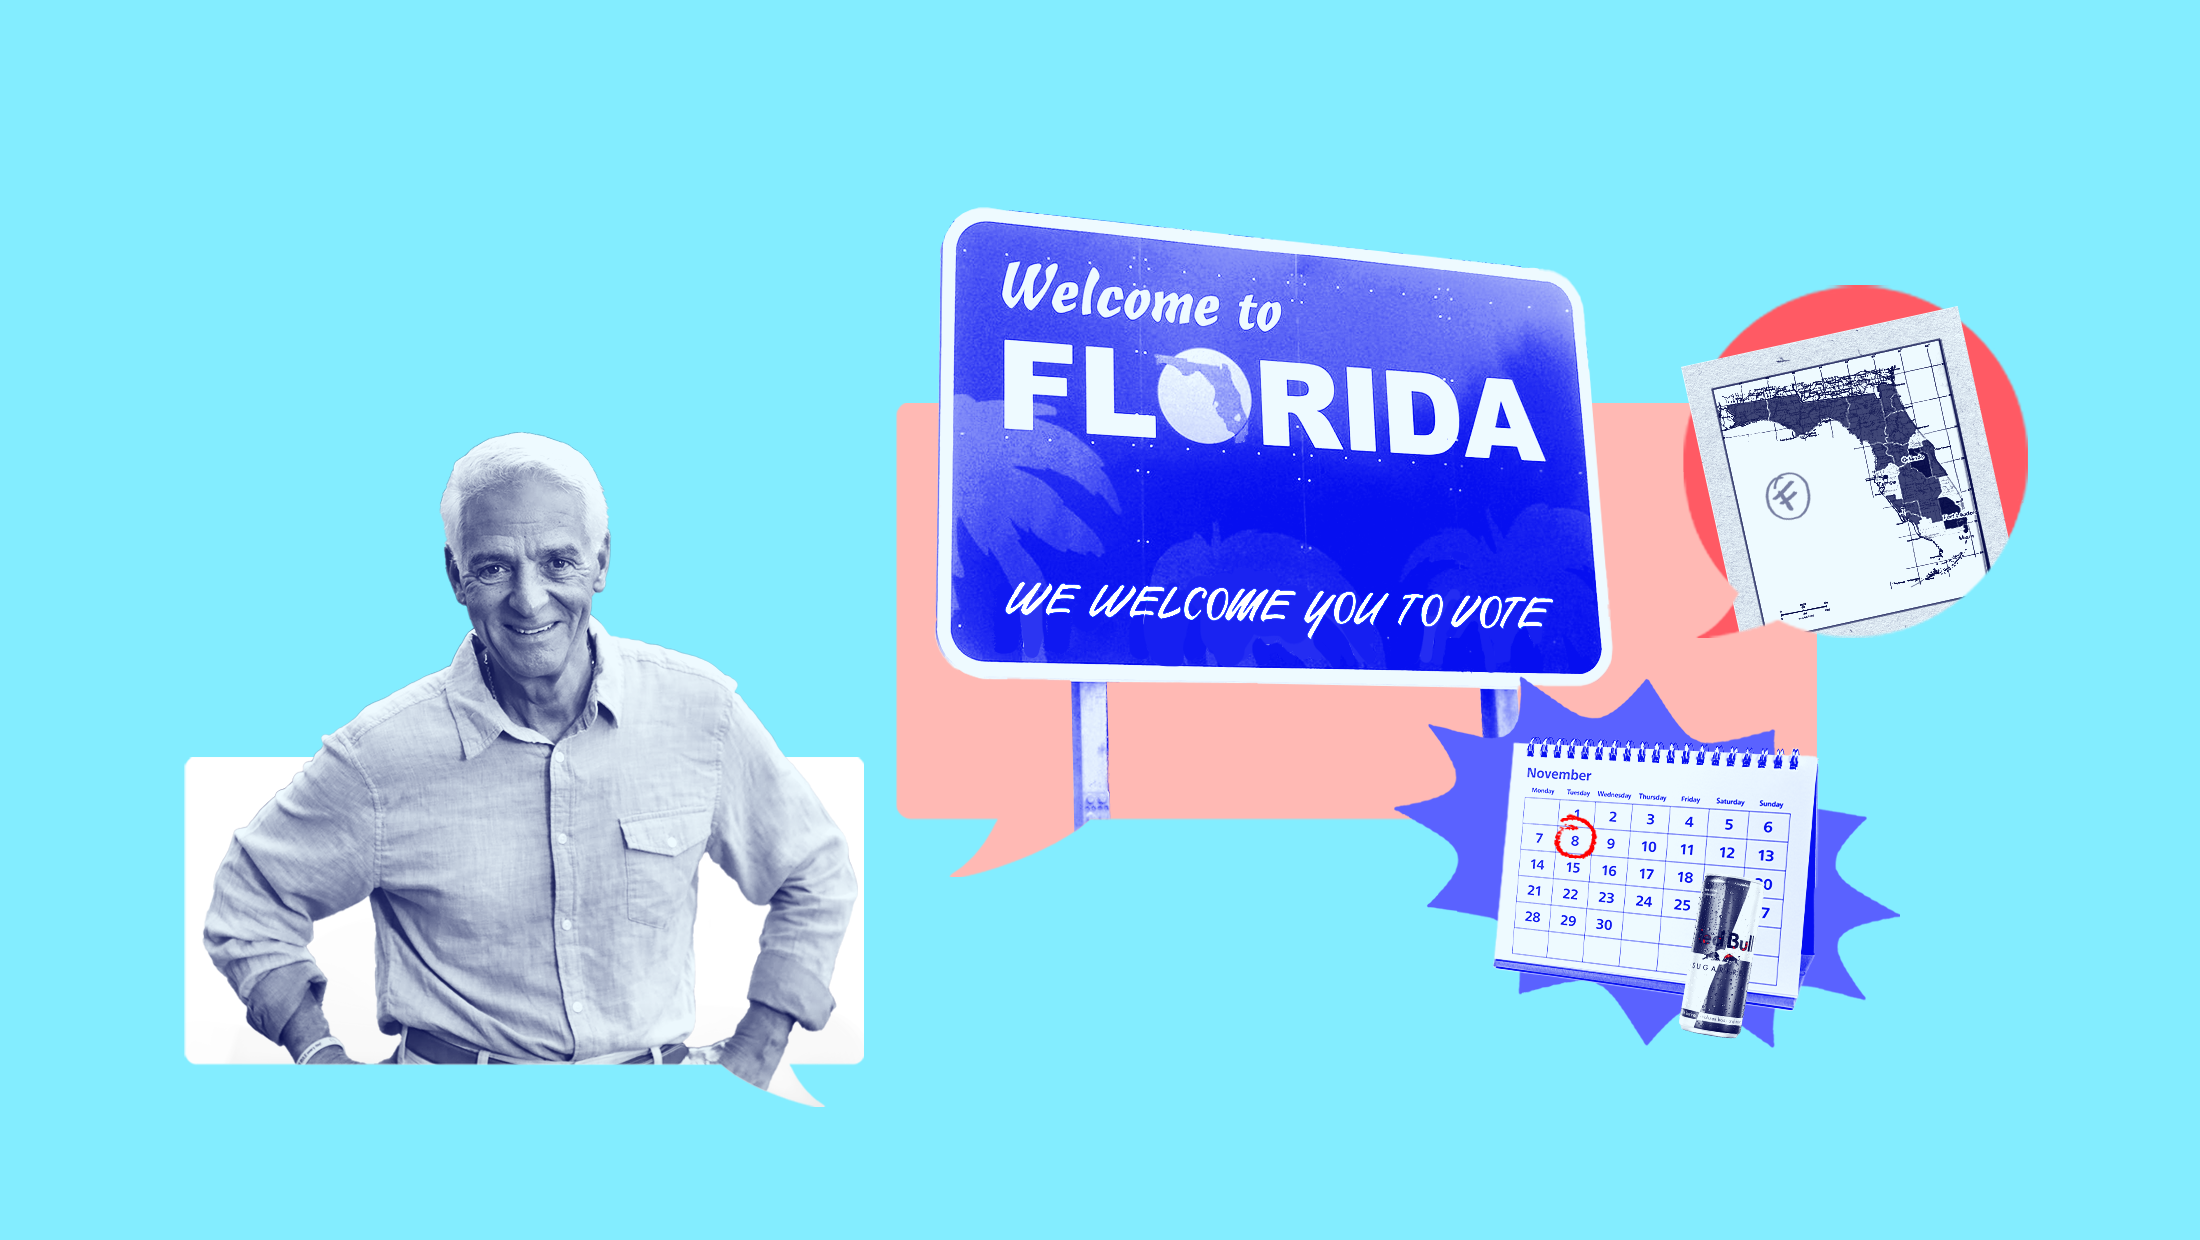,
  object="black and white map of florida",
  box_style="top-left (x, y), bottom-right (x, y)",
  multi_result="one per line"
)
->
top-left (1723, 369), bottom-right (1971, 537)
